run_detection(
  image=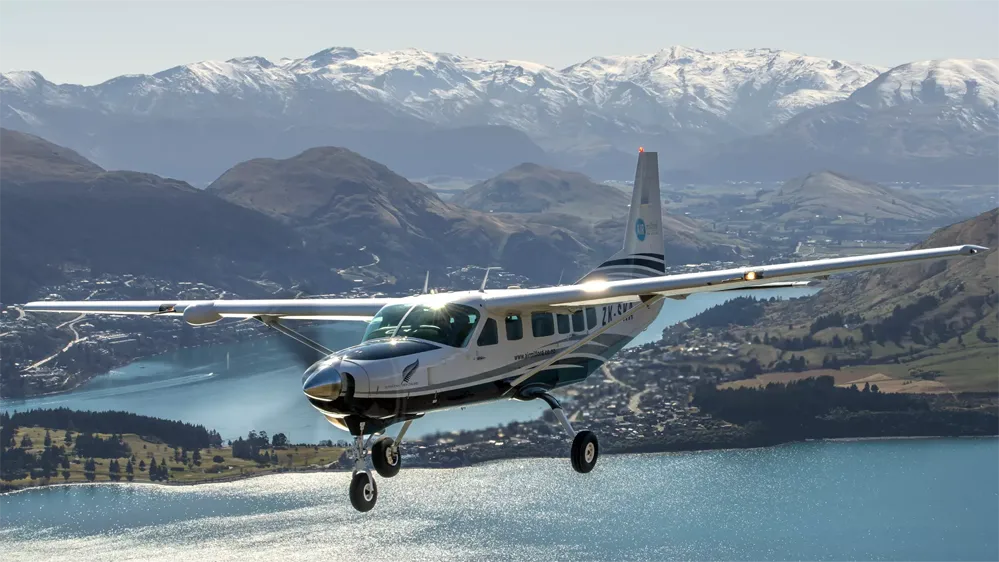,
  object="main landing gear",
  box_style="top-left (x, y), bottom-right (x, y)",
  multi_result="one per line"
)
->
top-left (346, 419), bottom-right (412, 512)
top-left (526, 388), bottom-right (599, 473)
